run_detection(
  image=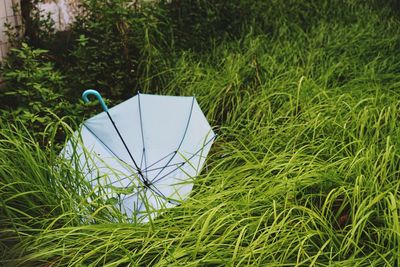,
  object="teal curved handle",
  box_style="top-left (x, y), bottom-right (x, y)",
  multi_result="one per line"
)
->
top-left (82, 89), bottom-right (108, 112)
